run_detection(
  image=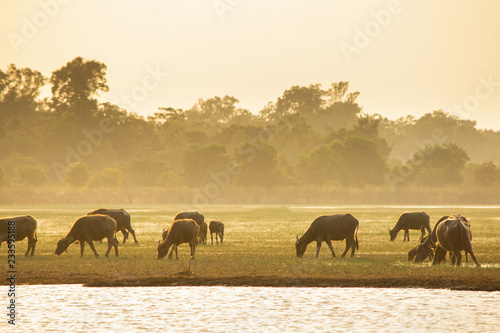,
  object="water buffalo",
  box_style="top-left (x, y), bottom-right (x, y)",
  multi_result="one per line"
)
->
top-left (295, 213), bottom-right (359, 258)
top-left (413, 214), bottom-right (470, 263)
top-left (389, 211), bottom-right (431, 242)
top-left (87, 208), bottom-right (137, 244)
top-left (209, 220), bottom-right (224, 245)
top-left (173, 211), bottom-right (206, 244)
top-left (157, 219), bottom-right (200, 260)
top-left (55, 215), bottom-right (119, 258)
top-left (0, 215), bottom-right (38, 256)
top-left (408, 234), bottom-right (432, 262)
top-left (432, 217), bottom-right (480, 267)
